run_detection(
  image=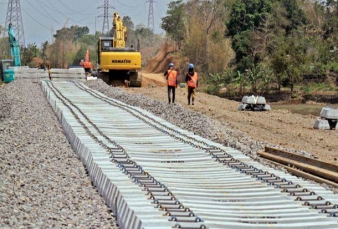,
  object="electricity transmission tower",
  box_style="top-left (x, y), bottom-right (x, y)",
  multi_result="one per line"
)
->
top-left (98, 0), bottom-right (114, 35)
top-left (5, 0), bottom-right (25, 47)
top-left (147, 0), bottom-right (155, 32)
